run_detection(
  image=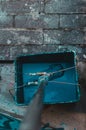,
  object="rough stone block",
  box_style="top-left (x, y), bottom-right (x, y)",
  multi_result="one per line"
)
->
top-left (0, 29), bottom-right (43, 45)
top-left (0, 46), bottom-right (10, 60)
top-left (60, 15), bottom-right (86, 28)
top-left (43, 14), bottom-right (59, 28)
top-left (15, 14), bottom-right (59, 29)
top-left (10, 44), bottom-right (80, 60)
top-left (0, 15), bottom-right (13, 28)
top-left (9, 44), bottom-right (59, 60)
top-left (0, 6), bottom-right (13, 27)
top-left (1, 0), bottom-right (40, 14)
top-left (83, 27), bottom-right (86, 43)
top-left (0, 44), bottom-right (84, 60)
top-left (60, 30), bottom-right (84, 44)
top-left (39, 0), bottom-right (45, 13)
top-left (84, 32), bottom-right (86, 44)
top-left (44, 30), bottom-right (84, 44)
top-left (45, 0), bottom-right (86, 13)
top-left (0, 64), bottom-right (14, 86)
top-left (44, 30), bottom-right (61, 44)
